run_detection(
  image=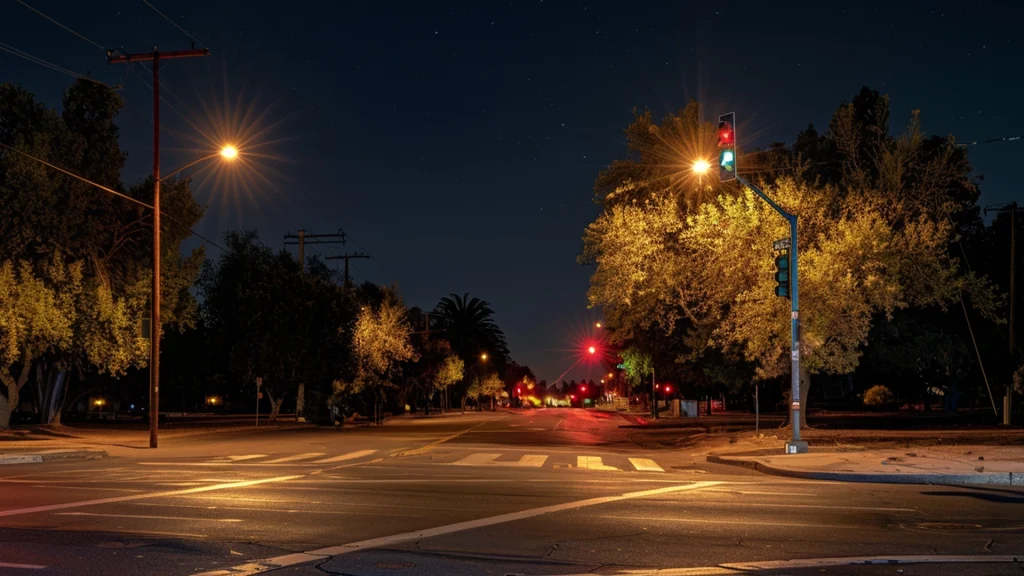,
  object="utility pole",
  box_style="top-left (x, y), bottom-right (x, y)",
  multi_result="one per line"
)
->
top-left (985, 202), bottom-right (1018, 425)
top-left (108, 46), bottom-right (210, 449)
top-left (284, 230), bottom-right (348, 271)
top-left (325, 253), bottom-right (370, 286)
